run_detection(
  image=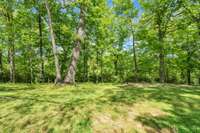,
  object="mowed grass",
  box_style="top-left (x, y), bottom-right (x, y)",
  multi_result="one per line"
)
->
top-left (0, 83), bottom-right (200, 133)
